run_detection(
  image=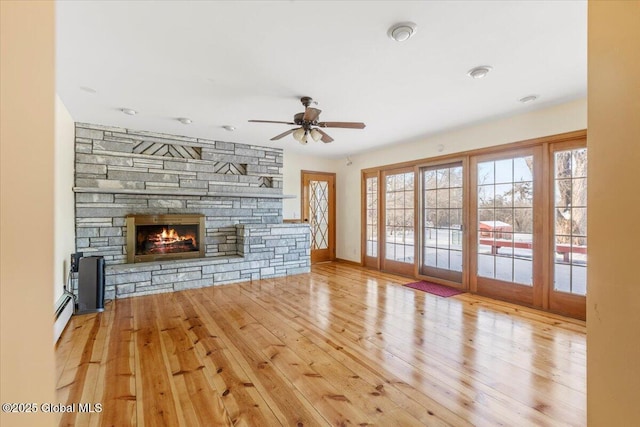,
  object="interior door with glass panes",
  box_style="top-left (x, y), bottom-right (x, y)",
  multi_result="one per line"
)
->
top-left (421, 162), bottom-right (464, 285)
top-left (549, 144), bottom-right (587, 319)
top-left (381, 168), bottom-right (416, 276)
top-left (302, 171), bottom-right (335, 264)
top-left (471, 148), bottom-right (542, 306)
